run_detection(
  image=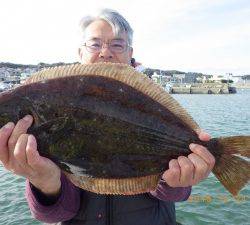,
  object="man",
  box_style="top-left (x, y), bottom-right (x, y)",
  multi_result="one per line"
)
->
top-left (0, 9), bottom-right (215, 225)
